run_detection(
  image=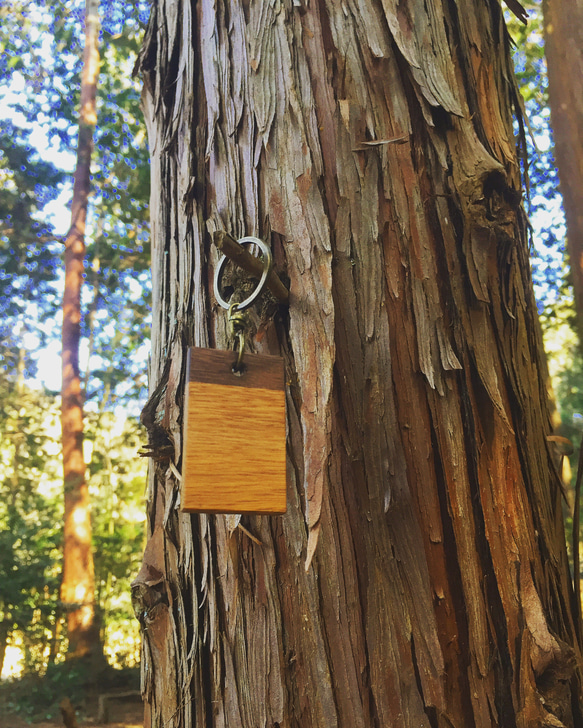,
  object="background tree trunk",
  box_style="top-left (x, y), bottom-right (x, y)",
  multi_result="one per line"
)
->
top-left (543, 0), bottom-right (583, 340)
top-left (0, 619), bottom-right (9, 679)
top-left (135, 0), bottom-right (583, 725)
top-left (61, 0), bottom-right (100, 658)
